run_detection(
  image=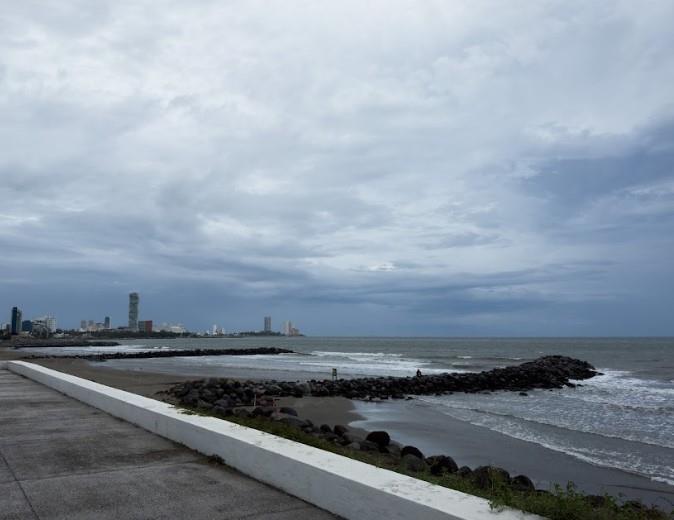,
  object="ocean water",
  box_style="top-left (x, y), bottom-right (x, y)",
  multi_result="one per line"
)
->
top-left (26, 336), bottom-right (674, 491)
